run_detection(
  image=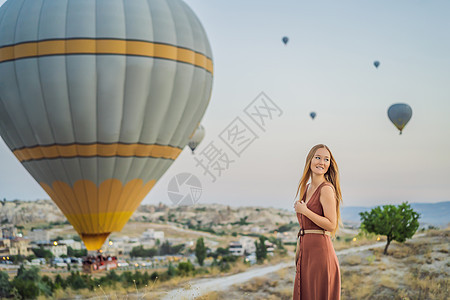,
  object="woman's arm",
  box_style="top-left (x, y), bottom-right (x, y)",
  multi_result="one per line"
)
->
top-left (294, 186), bottom-right (336, 232)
